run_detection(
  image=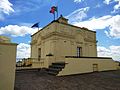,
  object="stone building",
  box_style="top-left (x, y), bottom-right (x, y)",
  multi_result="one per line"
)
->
top-left (30, 16), bottom-right (116, 76)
